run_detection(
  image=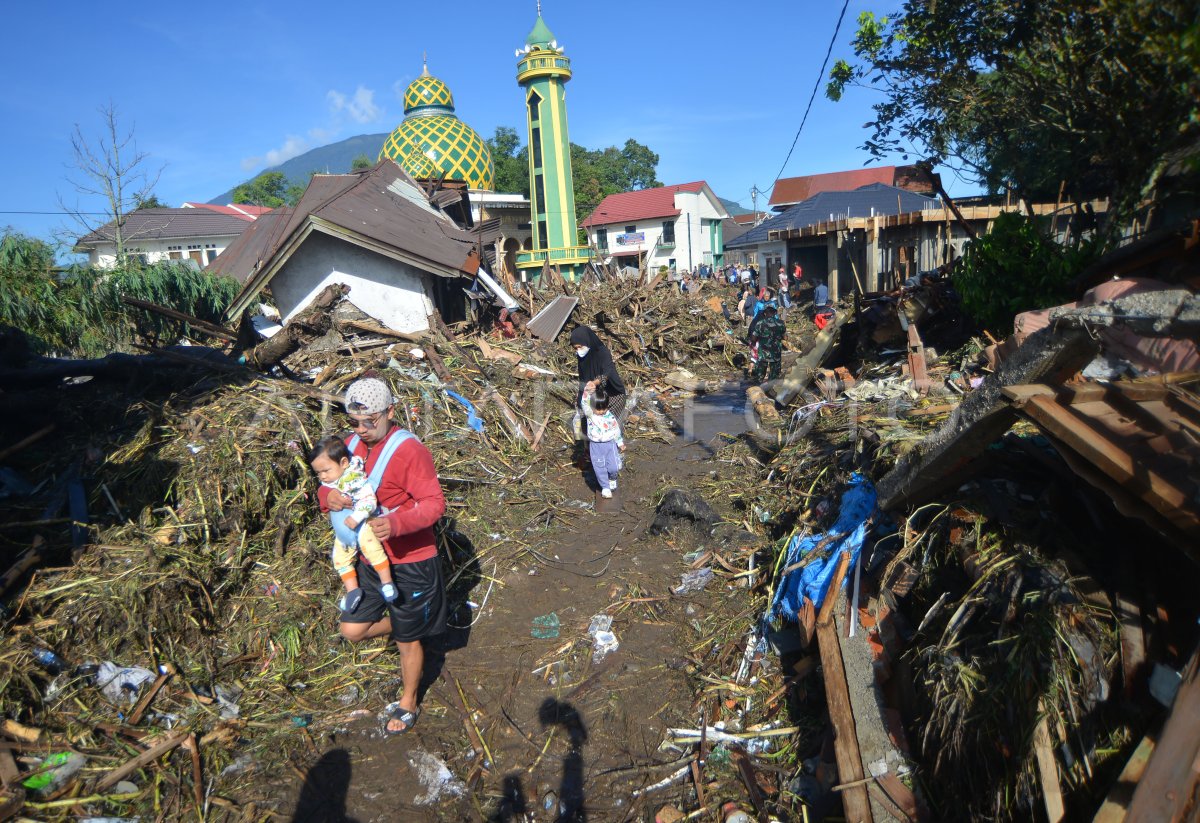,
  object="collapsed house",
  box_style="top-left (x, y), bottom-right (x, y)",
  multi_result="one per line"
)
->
top-left (209, 159), bottom-right (483, 335)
